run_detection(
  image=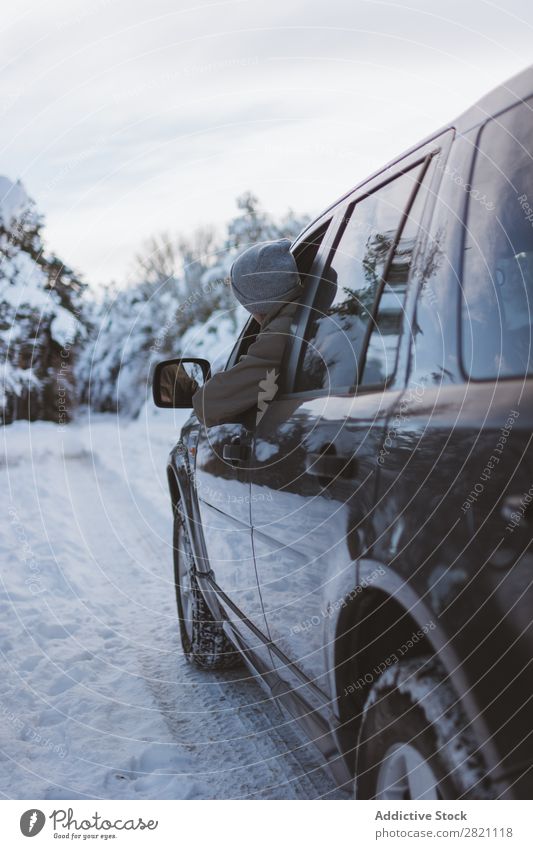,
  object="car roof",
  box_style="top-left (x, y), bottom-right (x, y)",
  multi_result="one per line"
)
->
top-left (294, 64), bottom-right (533, 246)
top-left (455, 63), bottom-right (533, 133)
